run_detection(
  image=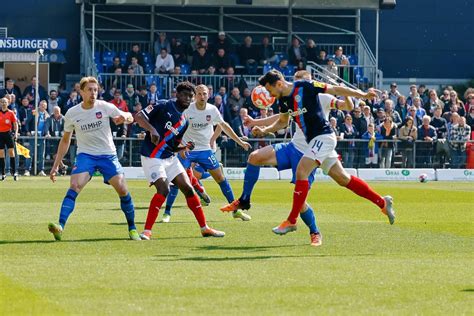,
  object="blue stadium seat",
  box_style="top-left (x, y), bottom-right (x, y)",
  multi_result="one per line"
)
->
top-left (348, 54), bottom-right (358, 65)
top-left (229, 53), bottom-right (240, 66)
top-left (102, 51), bottom-right (116, 67)
top-left (146, 75), bottom-right (159, 87)
top-left (354, 67), bottom-right (364, 79)
top-left (144, 64), bottom-right (154, 74)
top-left (142, 52), bottom-right (153, 65)
top-left (119, 51), bottom-right (128, 65)
top-left (180, 64), bottom-right (190, 75)
top-left (263, 63), bottom-right (273, 74)
top-left (94, 51), bottom-right (101, 64)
